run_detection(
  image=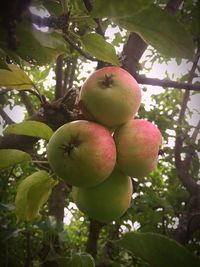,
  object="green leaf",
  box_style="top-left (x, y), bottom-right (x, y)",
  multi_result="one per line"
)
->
top-left (42, 0), bottom-right (63, 16)
top-left (4, 121), bottom-right (53, 141)
top-left (92, 0), bottom-right (152, 18)
top-left (117, 232), bottom-right (200, 267)
top-left (114, 5), bottom-right (195, 60)
top-left (0, 22), bottom-right (68, 65)
top-left (0, 64), bottom-right (34, 89)
top-left (0, 149), bottom-right (31, 170)
top-left (69, 254), bottom-right (95, 267)
top-left (15, 170), bottom-right (58, 222)
top-left (81, 33), bottom-right (120, 65)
